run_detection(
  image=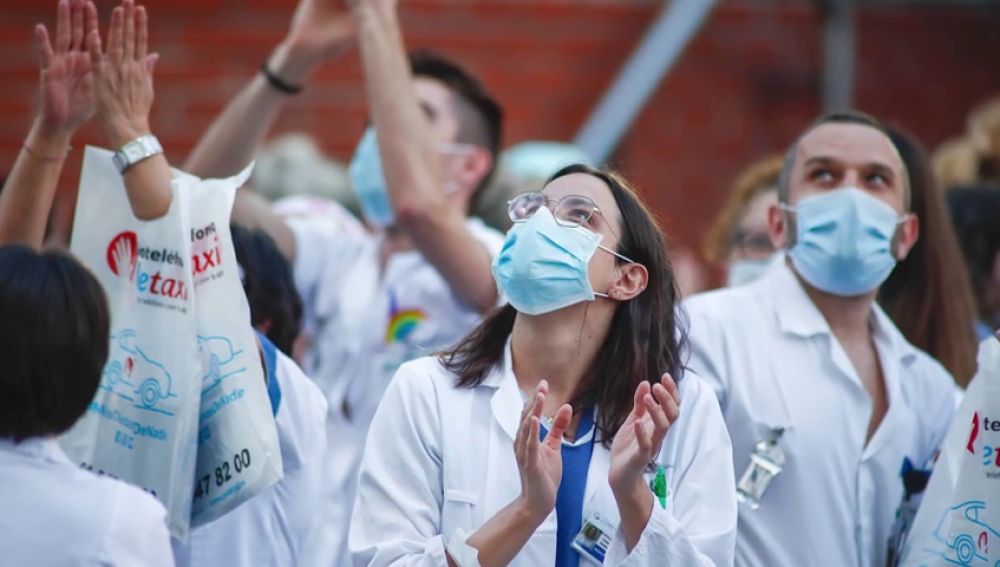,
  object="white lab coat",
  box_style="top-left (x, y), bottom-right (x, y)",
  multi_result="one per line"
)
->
top-left (0, 436), bottom-right (173, 566)
top-left (291, 217), bottom-right (504, 567)
top-left (349, 342), bottom-right (737, 566)
top-left (683, 257), bottom-right (958, 567)
top-left (176, 346), bottom-right (328, 566)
